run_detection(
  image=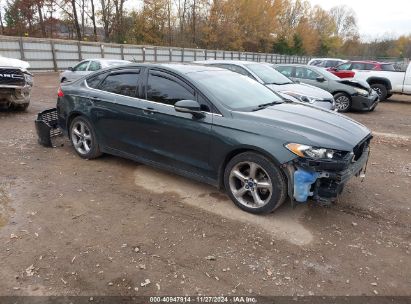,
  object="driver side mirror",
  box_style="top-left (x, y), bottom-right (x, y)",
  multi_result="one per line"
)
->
top-left (316, 76), bottom-right (326, 82)
top-left (174, 100), bottom-right (204, 118)
top-left (67, 67), bottom-right (73, 71)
